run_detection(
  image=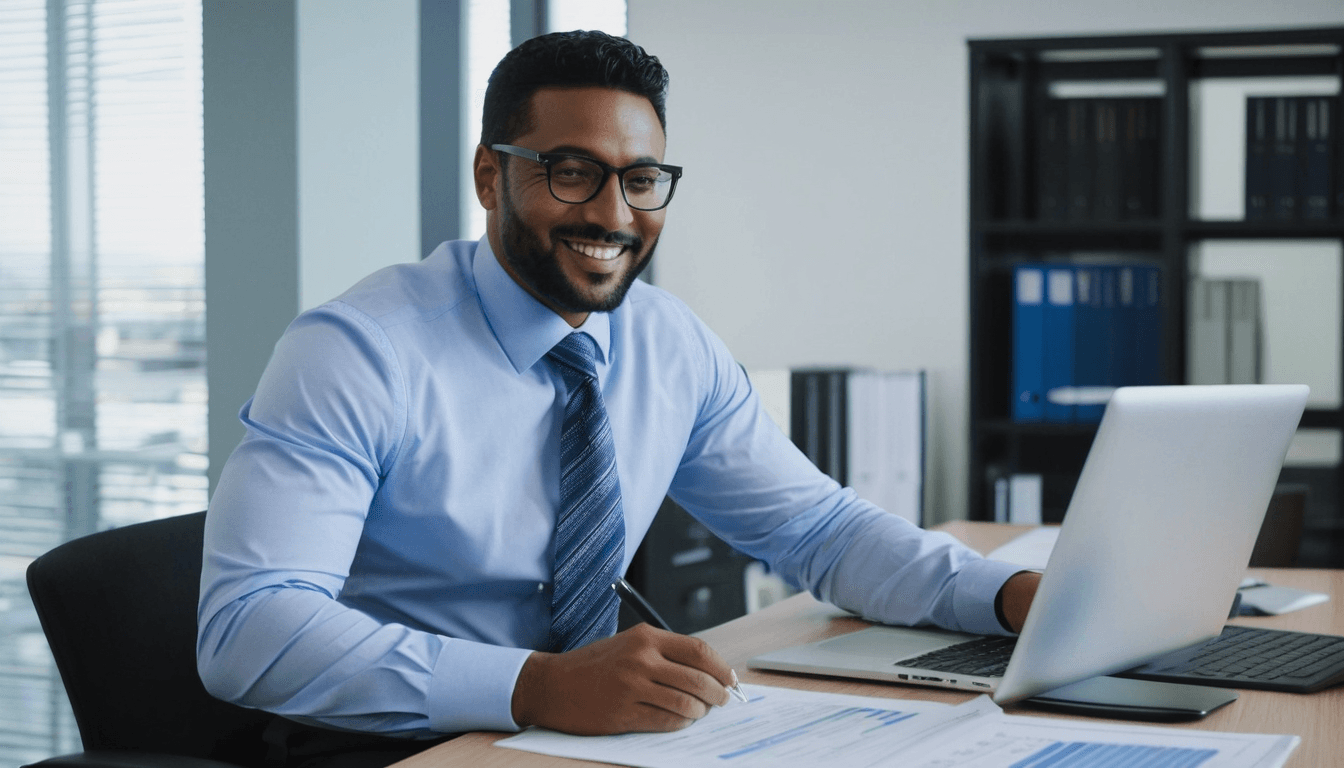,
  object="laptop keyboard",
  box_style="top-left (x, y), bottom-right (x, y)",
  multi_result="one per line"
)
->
top-left (1138, 625), bottom-right (1344, 684)
top-left (898, 626), bottom-right (1344, 690)
top-left (898, 636), bottom-right (1017, 677)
